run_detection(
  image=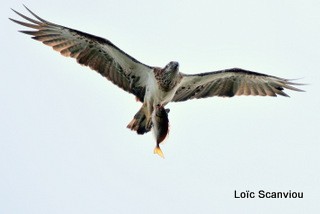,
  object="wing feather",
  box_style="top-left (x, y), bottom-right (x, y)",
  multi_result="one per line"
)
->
top-left (10, 6), bottom-right (153, 101)
top-left (173, 68), bottom-right (304, 102)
